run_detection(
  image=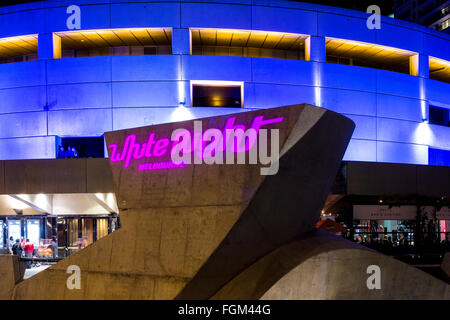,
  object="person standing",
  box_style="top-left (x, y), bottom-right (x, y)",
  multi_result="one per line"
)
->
top-left (71, 146), bottom-right (79, 158)
top-left (24, 239), bottom-right (34, 268)
top-left (64, 146), bottom-right (74, 158)
top-left (7, 236), bottom-right (14, 254)
top-left (51, 236), bottom-right (58, 259)
top-left (20, 237), bottom-right (25, 256)
top-left (57, 146), bottom-right (65, 159)
top-left (12, 239), bottom-right (23, 257)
